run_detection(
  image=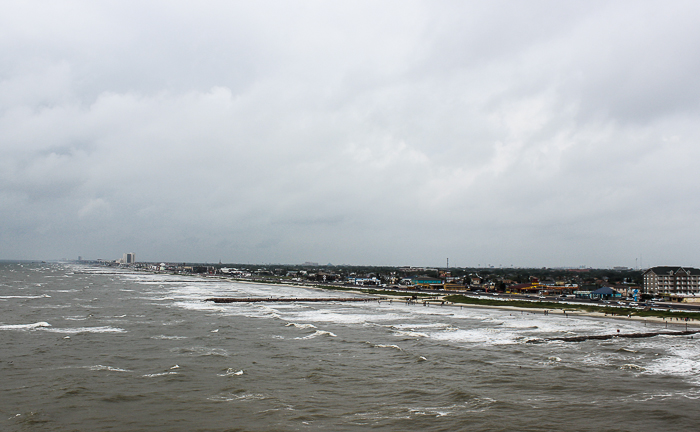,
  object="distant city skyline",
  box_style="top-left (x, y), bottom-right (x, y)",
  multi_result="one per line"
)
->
top-left (71, 254), bottom-right (681, 272)
top-left (2, 1), bottom-right (700, 268)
